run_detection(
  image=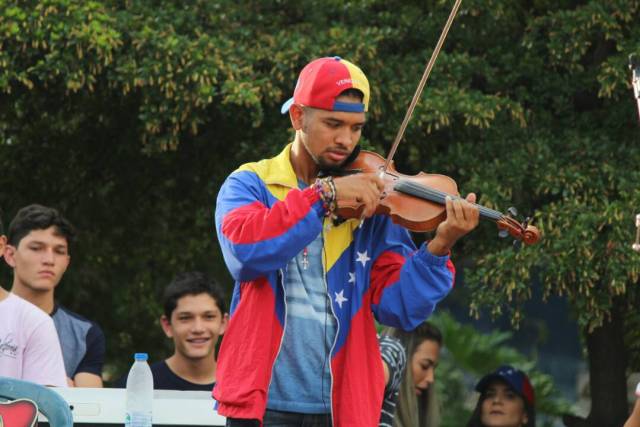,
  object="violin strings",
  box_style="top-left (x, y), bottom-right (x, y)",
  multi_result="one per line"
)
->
top-left (393, 179), bottom-right (504, 221)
